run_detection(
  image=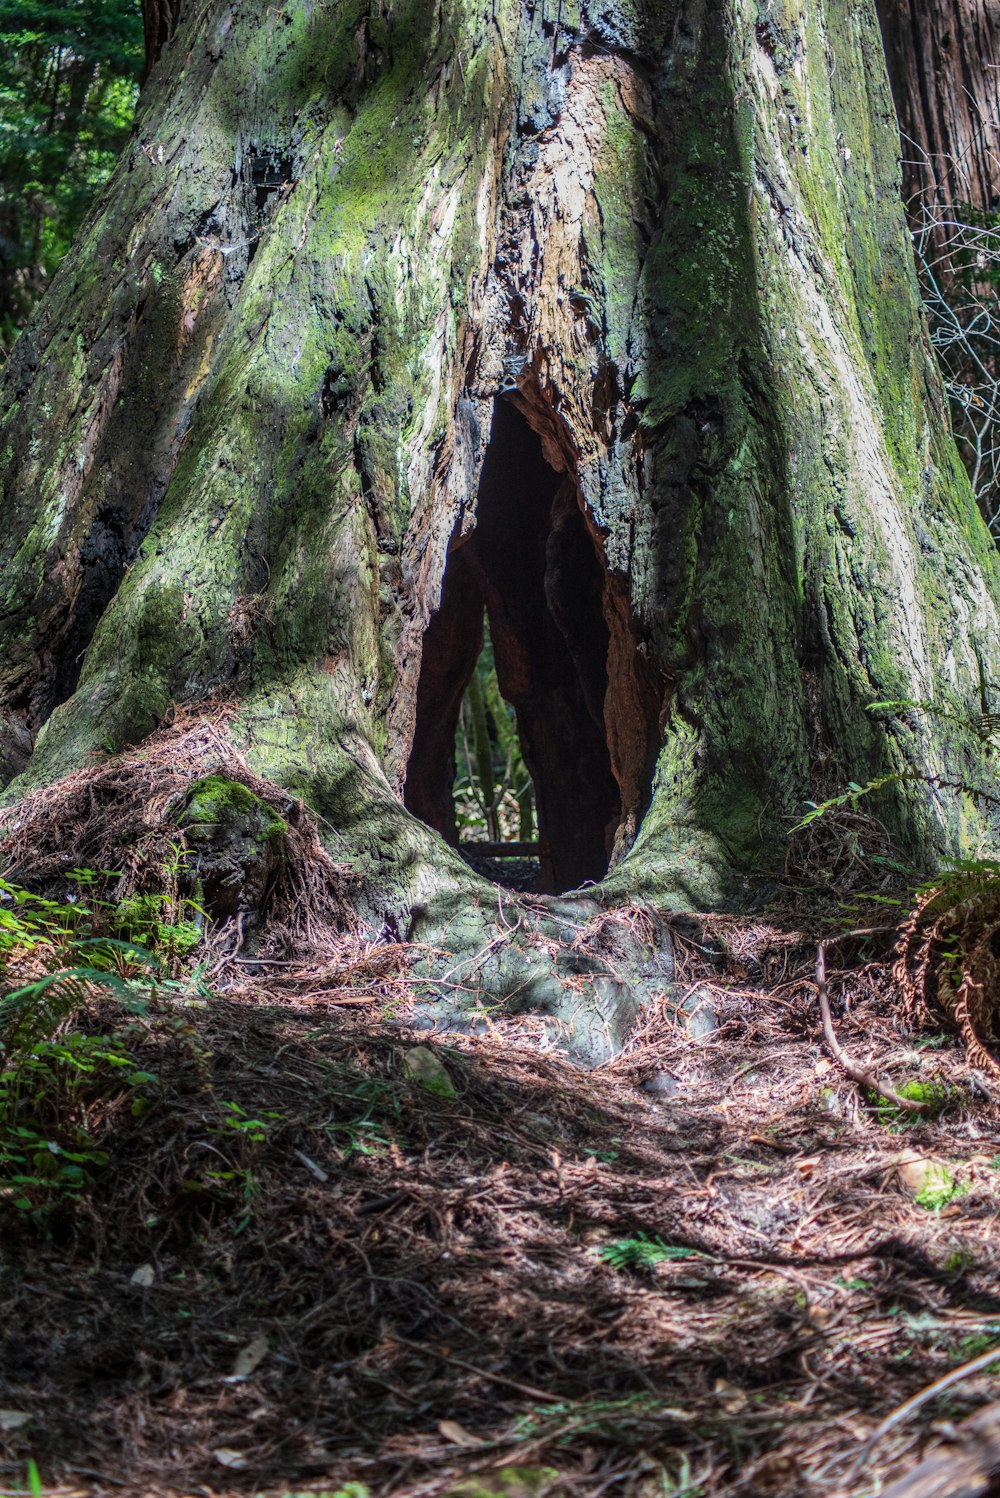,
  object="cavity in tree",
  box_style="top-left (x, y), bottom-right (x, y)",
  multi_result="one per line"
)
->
top-left (2, 0), bottom-right (1000, 1057)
